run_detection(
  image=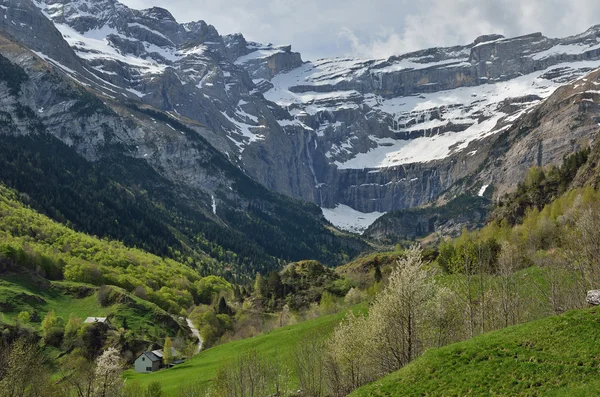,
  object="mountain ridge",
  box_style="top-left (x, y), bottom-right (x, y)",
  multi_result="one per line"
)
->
top-left (3, 0), bottom-right (600, 237)
top-left (0, 22), bottom-right (366, 275)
